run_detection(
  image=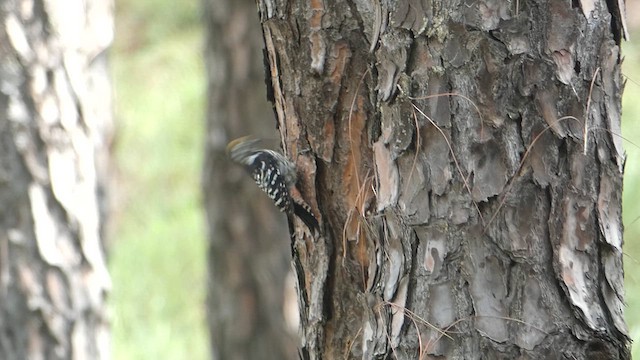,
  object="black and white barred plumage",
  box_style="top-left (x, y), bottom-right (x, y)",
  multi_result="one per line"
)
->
top-left (227, 137), bottom-right (318, 233)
